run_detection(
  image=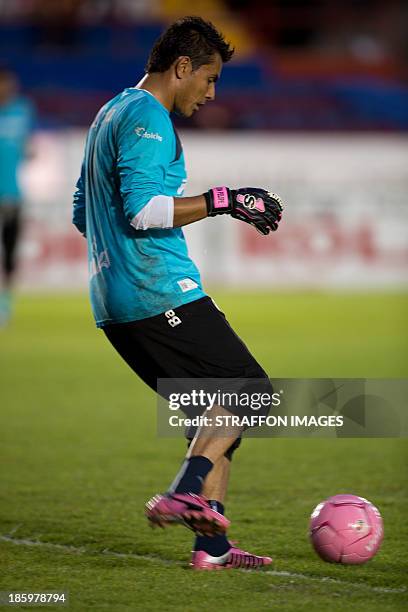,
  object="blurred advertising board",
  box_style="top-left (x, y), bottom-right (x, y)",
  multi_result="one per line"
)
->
top-left (18, 131), bottom-right (408, 290)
